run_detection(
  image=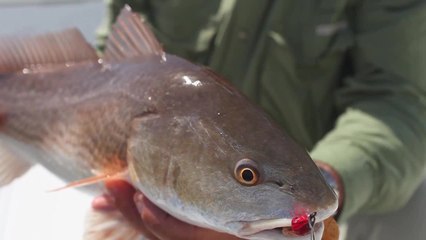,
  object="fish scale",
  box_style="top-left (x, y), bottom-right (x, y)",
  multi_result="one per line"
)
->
top-left (0, 6), bottom-right (337, 240)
